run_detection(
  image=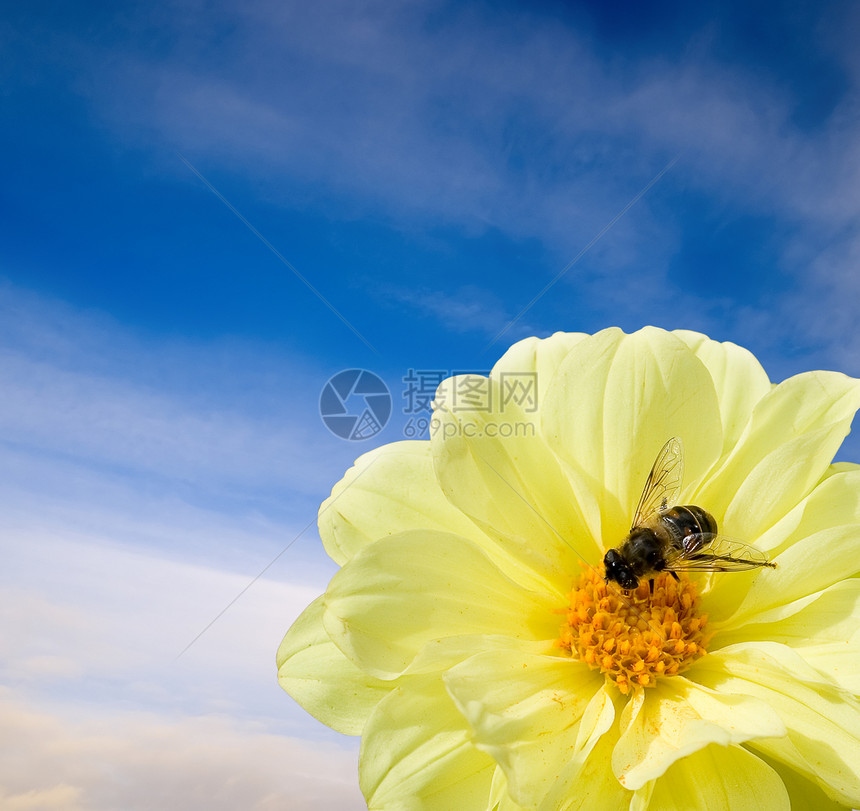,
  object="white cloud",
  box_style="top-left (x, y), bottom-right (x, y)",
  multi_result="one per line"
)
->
top-left (0, 286), bottom-right (378, 808)
top-left (0, 282), bottom-right (353, 502)
top-left (0, 515), bottom-right (363, 805)
top-left (0, 282), bottom-right (357, 742)
top-left (0, 281), bottom-right (377, 578)
top-left (0, 690), bottom-right (364, 811)
top-left (0, 282), bottom-right (415, 809)
top-left (0, 525), bottom-right (330, 720)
